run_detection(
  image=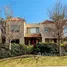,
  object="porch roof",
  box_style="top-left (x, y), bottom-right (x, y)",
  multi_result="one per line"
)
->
top-left (25, 34), bottom-right (42, 37)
